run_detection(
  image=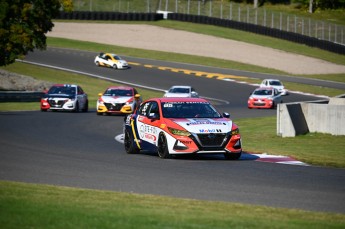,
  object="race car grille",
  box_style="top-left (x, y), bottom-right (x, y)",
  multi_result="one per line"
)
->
top-left (48, 99), bottom-right (66, 107)
top-left (196, 133), bottom-right (228, 146)
top-left (104, 102), bottom-right (124, 111)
